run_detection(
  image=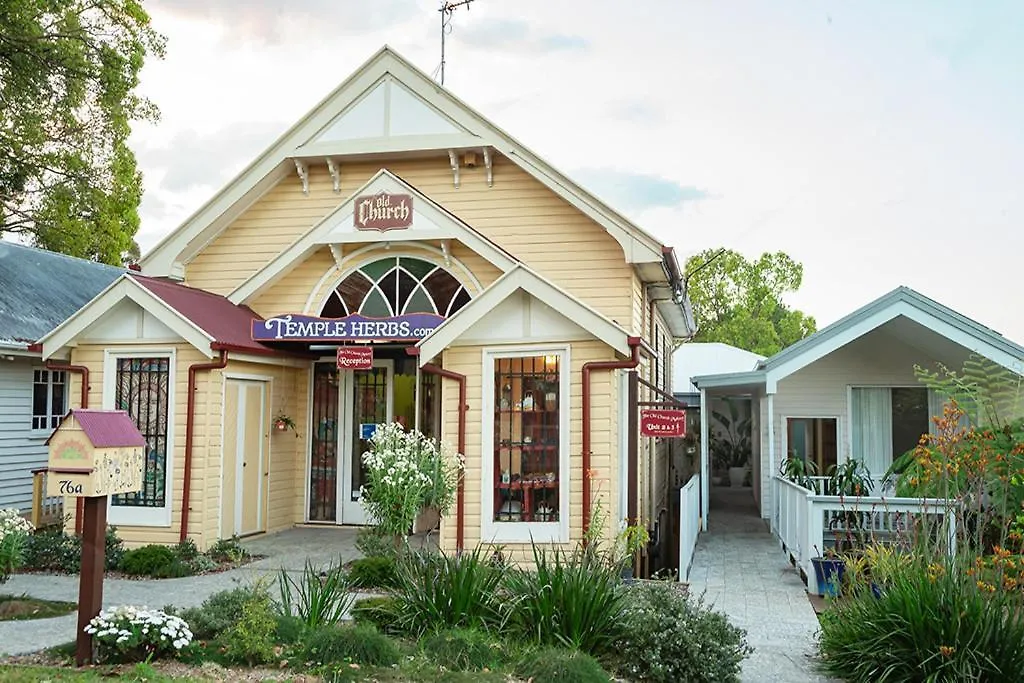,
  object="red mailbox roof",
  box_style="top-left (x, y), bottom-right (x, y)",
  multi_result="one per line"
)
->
top-left (47, 409), bottom-right (147, 448)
